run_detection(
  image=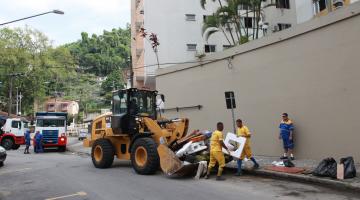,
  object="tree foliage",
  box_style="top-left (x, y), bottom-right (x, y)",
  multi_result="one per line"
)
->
top-left (67, 26), bottom-right (131, 76)
top-left (0, 25), bottom-right (131, 118)
top-left (0, 27), bottom-right (76, 115)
